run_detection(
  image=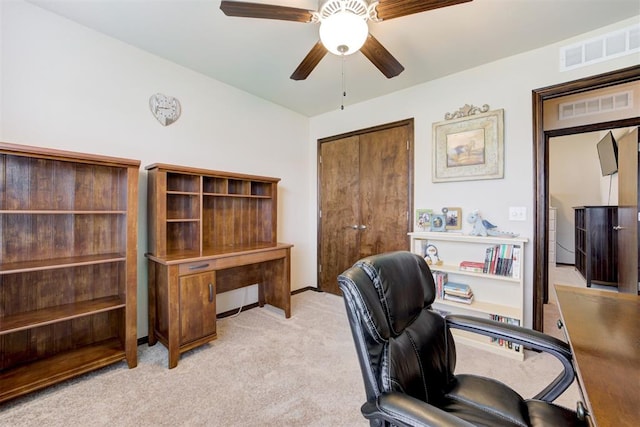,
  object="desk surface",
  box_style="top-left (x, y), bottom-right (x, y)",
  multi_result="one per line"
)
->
top-left (554, 285), bottom-right (640, 427)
